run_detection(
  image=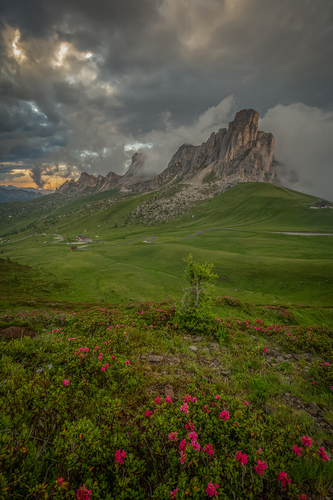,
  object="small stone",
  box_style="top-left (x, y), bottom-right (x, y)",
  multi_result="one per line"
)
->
top-left (200, 347), bottom-right (210, 353)
top-left (221, 370), bottom-right (231, 376)
top-left (189, 345), bottom-right (198, 352)
top-left (209, 343), bottom-right (220, 349)
top-left (193, 336), bottom-right (203, 342)
top-left (266, 356), bottom-right (274, 363)
top-left (165, 385), bottom-right (174, 398)
top-left (148, 355), bottom-right (163, 363)
top-left (285, 392), bottom-right (291, 397)
top-left (140, 355), bottom-right (147, 360)
top-left (276, 356), bottom-right (284, 363)
top-left (284, 354), bottom-right (294, 359)
top-left (315, 438), bottom-right (323, 446)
